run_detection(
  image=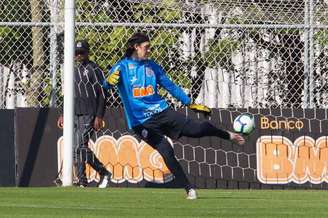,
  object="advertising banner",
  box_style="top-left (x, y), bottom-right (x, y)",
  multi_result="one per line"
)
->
top-left (55, 108), bottom-right (328, 189)
top-left (15, 108), bottom-right (61, 186)
top-left (11, 107), bottom-right (328, 188)
top-left (0, 110), bottom-right (15, 186)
